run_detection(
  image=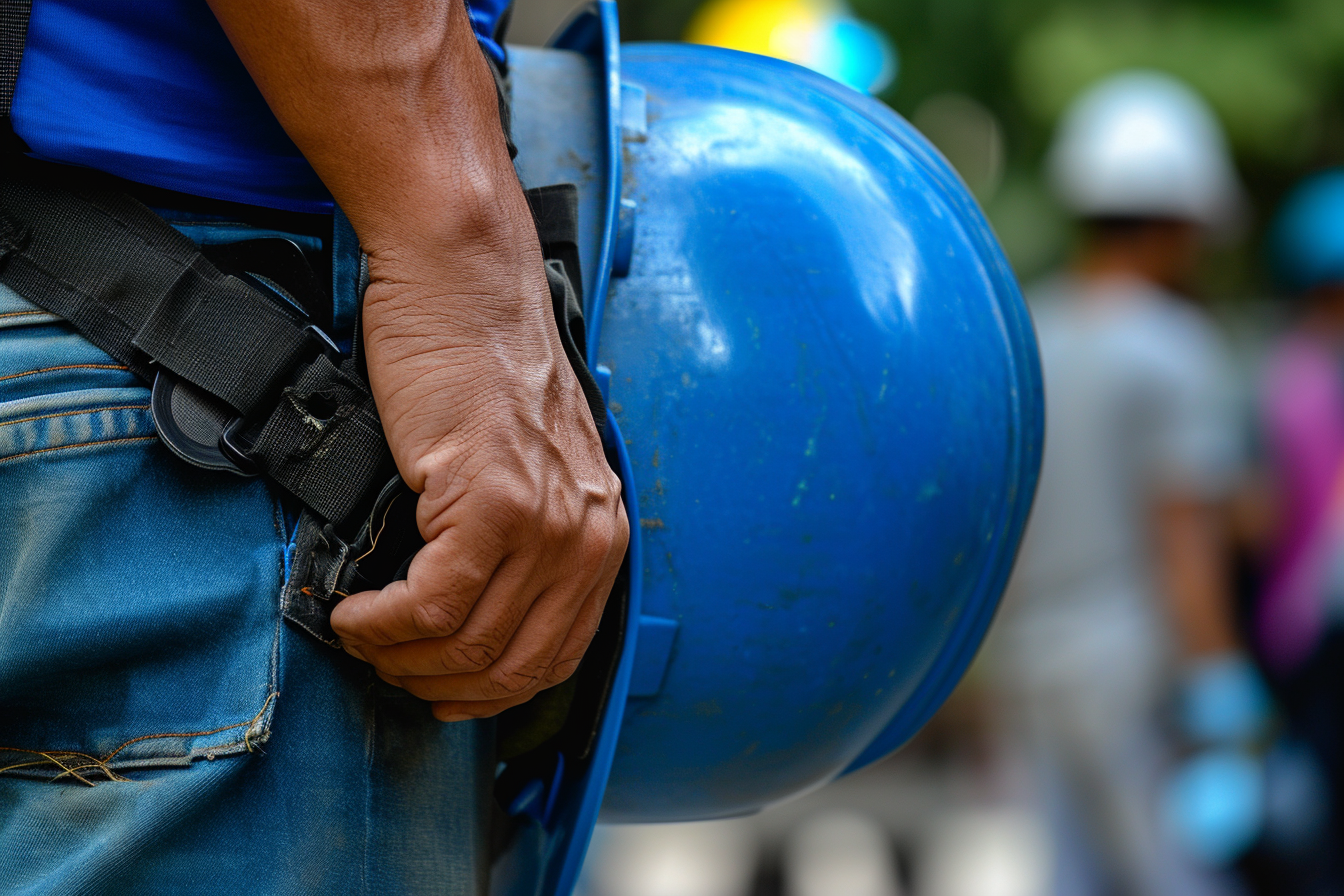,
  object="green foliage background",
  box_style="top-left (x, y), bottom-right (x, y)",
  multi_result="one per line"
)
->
top-left (617, 0), bottom-right (1344, 289)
